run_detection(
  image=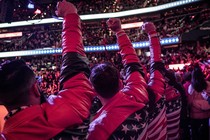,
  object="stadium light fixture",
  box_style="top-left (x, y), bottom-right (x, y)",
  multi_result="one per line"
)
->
top-left (28, 2), bottom-right (34, 9)
top-left (0, 37), bottom-right (180, 58)
top-left (0, 0), bottom-right (200, 28)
